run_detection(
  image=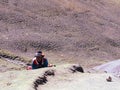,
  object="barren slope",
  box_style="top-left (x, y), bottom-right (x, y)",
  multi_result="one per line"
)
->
top-left (0, 64), bottom-right (120, 90)
top-left (0, 0), bottom-right (120, 68)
